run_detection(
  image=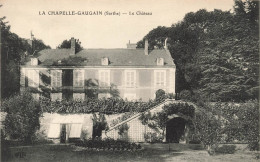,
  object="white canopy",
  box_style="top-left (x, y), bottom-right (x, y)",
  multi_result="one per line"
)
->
top-left (47, 114), bottom-right (85, 138)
